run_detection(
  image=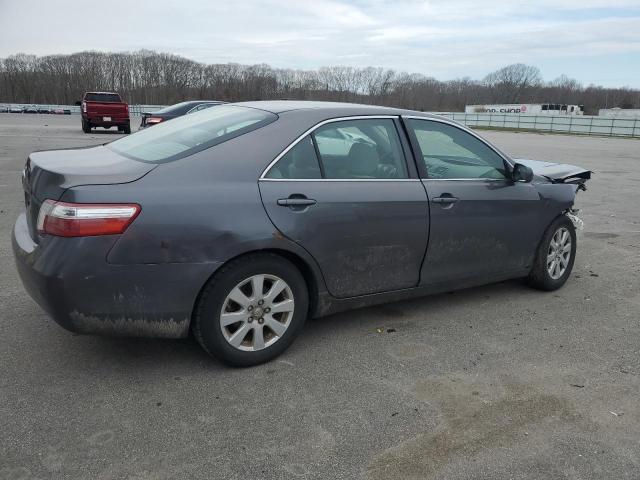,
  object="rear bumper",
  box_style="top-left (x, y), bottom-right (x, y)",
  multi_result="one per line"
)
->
top-left (85, 116), bottom-right (130, 126)
top-left (12, 213), bottom-right (220, 338)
